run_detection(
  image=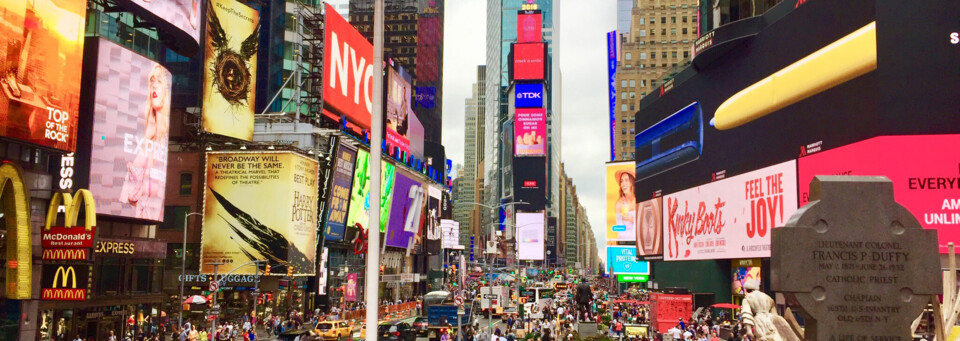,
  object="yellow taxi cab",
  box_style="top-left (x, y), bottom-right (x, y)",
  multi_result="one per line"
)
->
top-left (314, 320), bottom-right (352, 341)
